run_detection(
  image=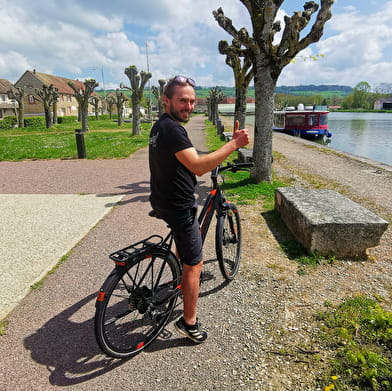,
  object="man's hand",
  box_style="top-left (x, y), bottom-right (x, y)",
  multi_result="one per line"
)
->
top-left (232, 120), bottom-right (250, 148)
